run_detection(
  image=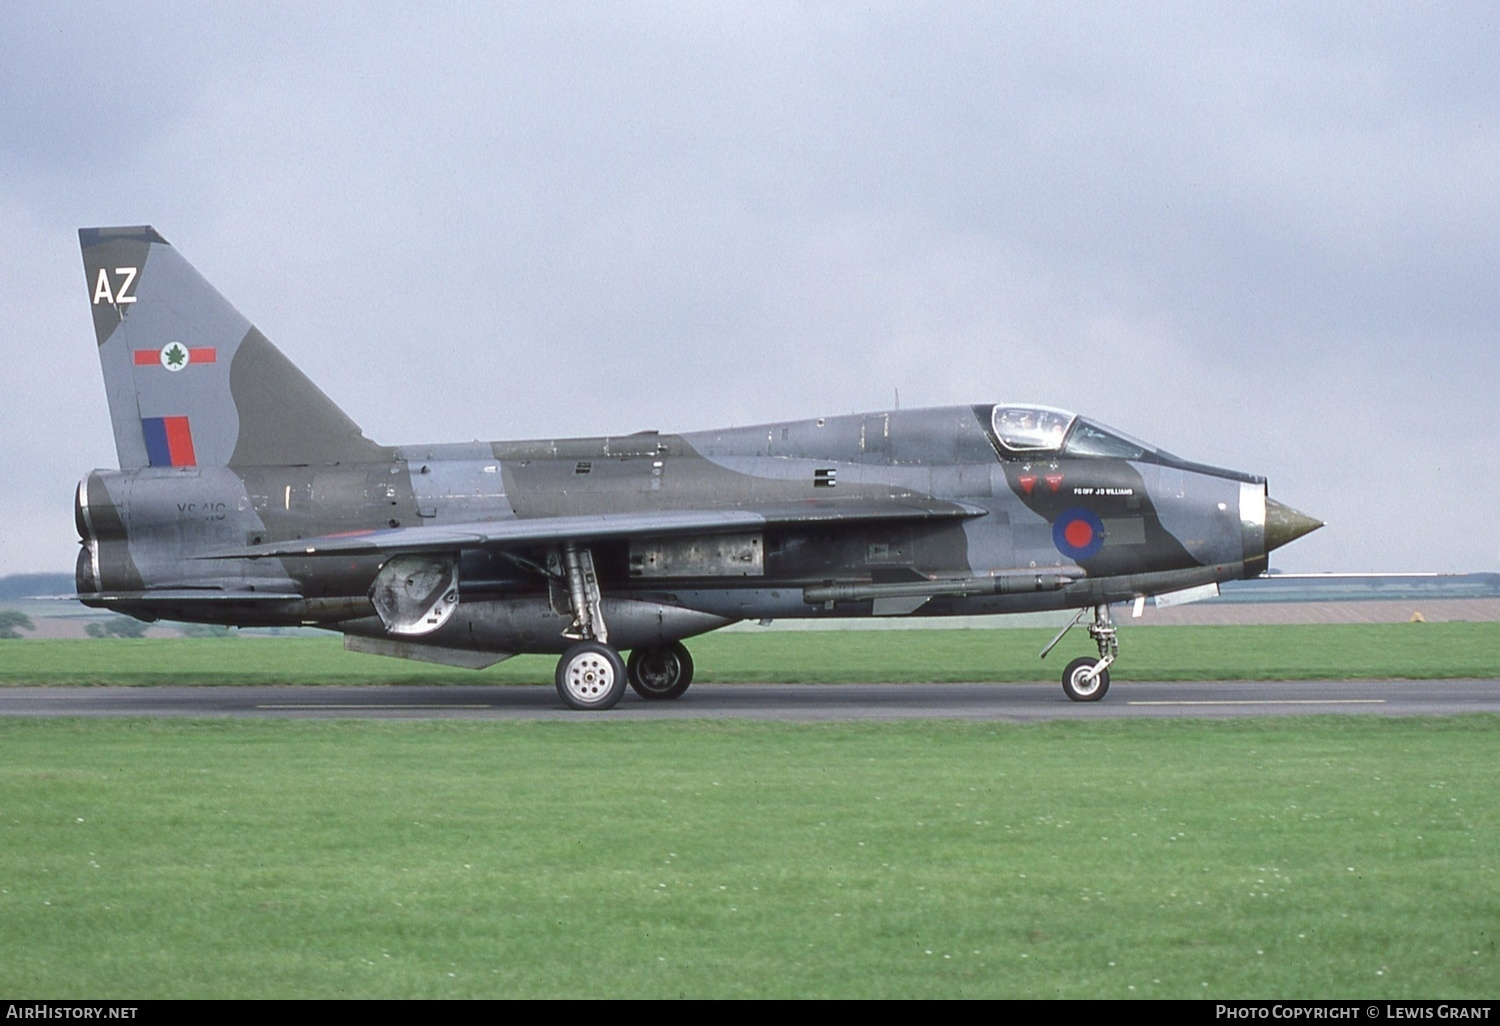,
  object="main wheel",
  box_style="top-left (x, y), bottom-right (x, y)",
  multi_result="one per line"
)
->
top-left (555, 641), bottom-right (627, 710)
top-left (627, 642), bottom-right (695, 701)
top-left (1062, 656), bottom-right (1110, 702)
